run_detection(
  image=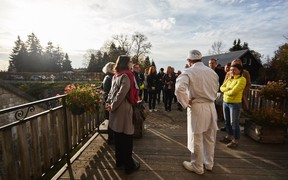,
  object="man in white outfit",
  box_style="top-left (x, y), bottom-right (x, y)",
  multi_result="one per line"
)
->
top-left (175, 50), bottom-right (219, 175)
